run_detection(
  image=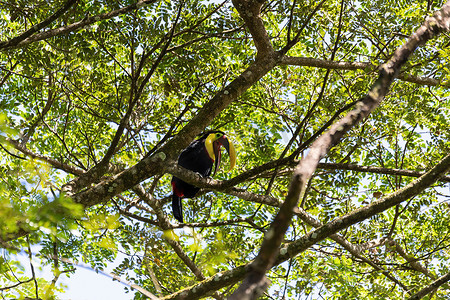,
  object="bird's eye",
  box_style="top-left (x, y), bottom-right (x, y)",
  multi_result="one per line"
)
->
top-left (216, 133), bottom-right (221, 137)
